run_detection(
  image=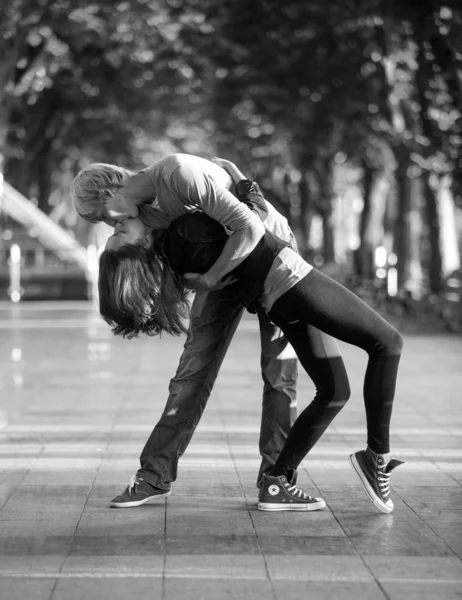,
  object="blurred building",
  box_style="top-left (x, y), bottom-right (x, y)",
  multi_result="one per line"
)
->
top-left (0, 182), bottom-right (94, 301)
